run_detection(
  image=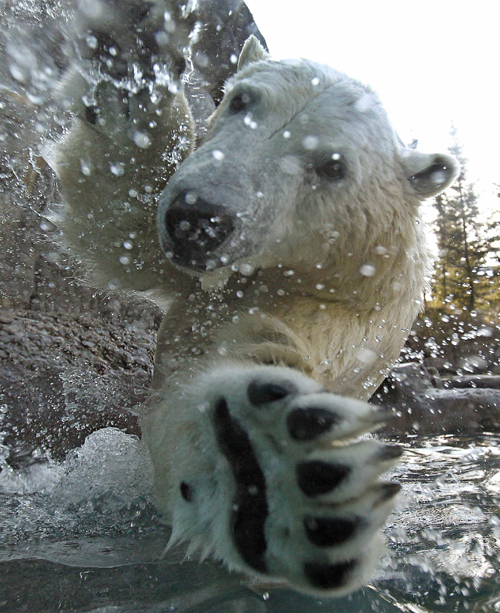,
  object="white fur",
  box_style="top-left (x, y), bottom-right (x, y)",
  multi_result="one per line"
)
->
top-left (48, 0), bottom-right (459, 596)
